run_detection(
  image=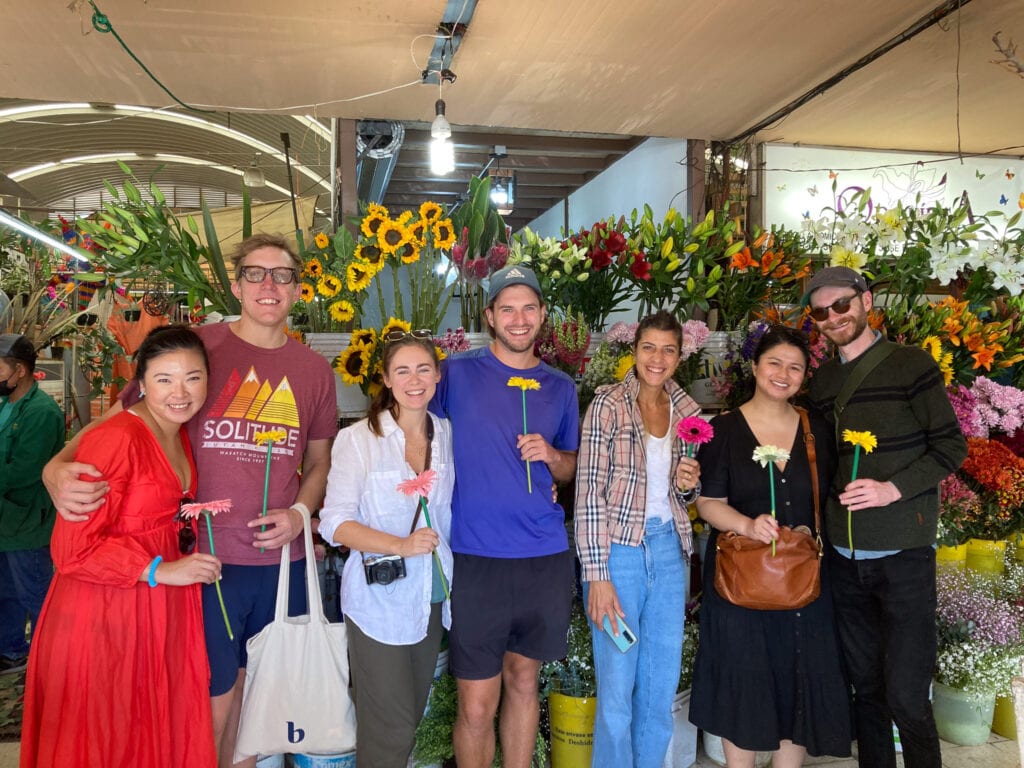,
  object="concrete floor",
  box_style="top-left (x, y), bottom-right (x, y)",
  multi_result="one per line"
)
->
top-left (0, 734), bottom-right (1019, 768)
